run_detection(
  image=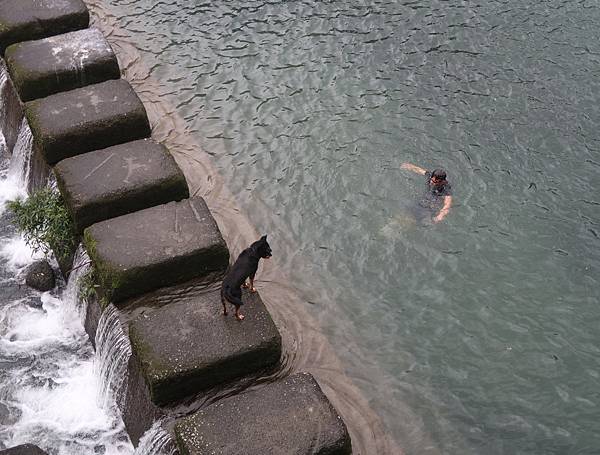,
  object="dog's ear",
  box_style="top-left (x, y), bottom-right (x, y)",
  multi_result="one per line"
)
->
top-left (260, 234), bottom-right (267, 241)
